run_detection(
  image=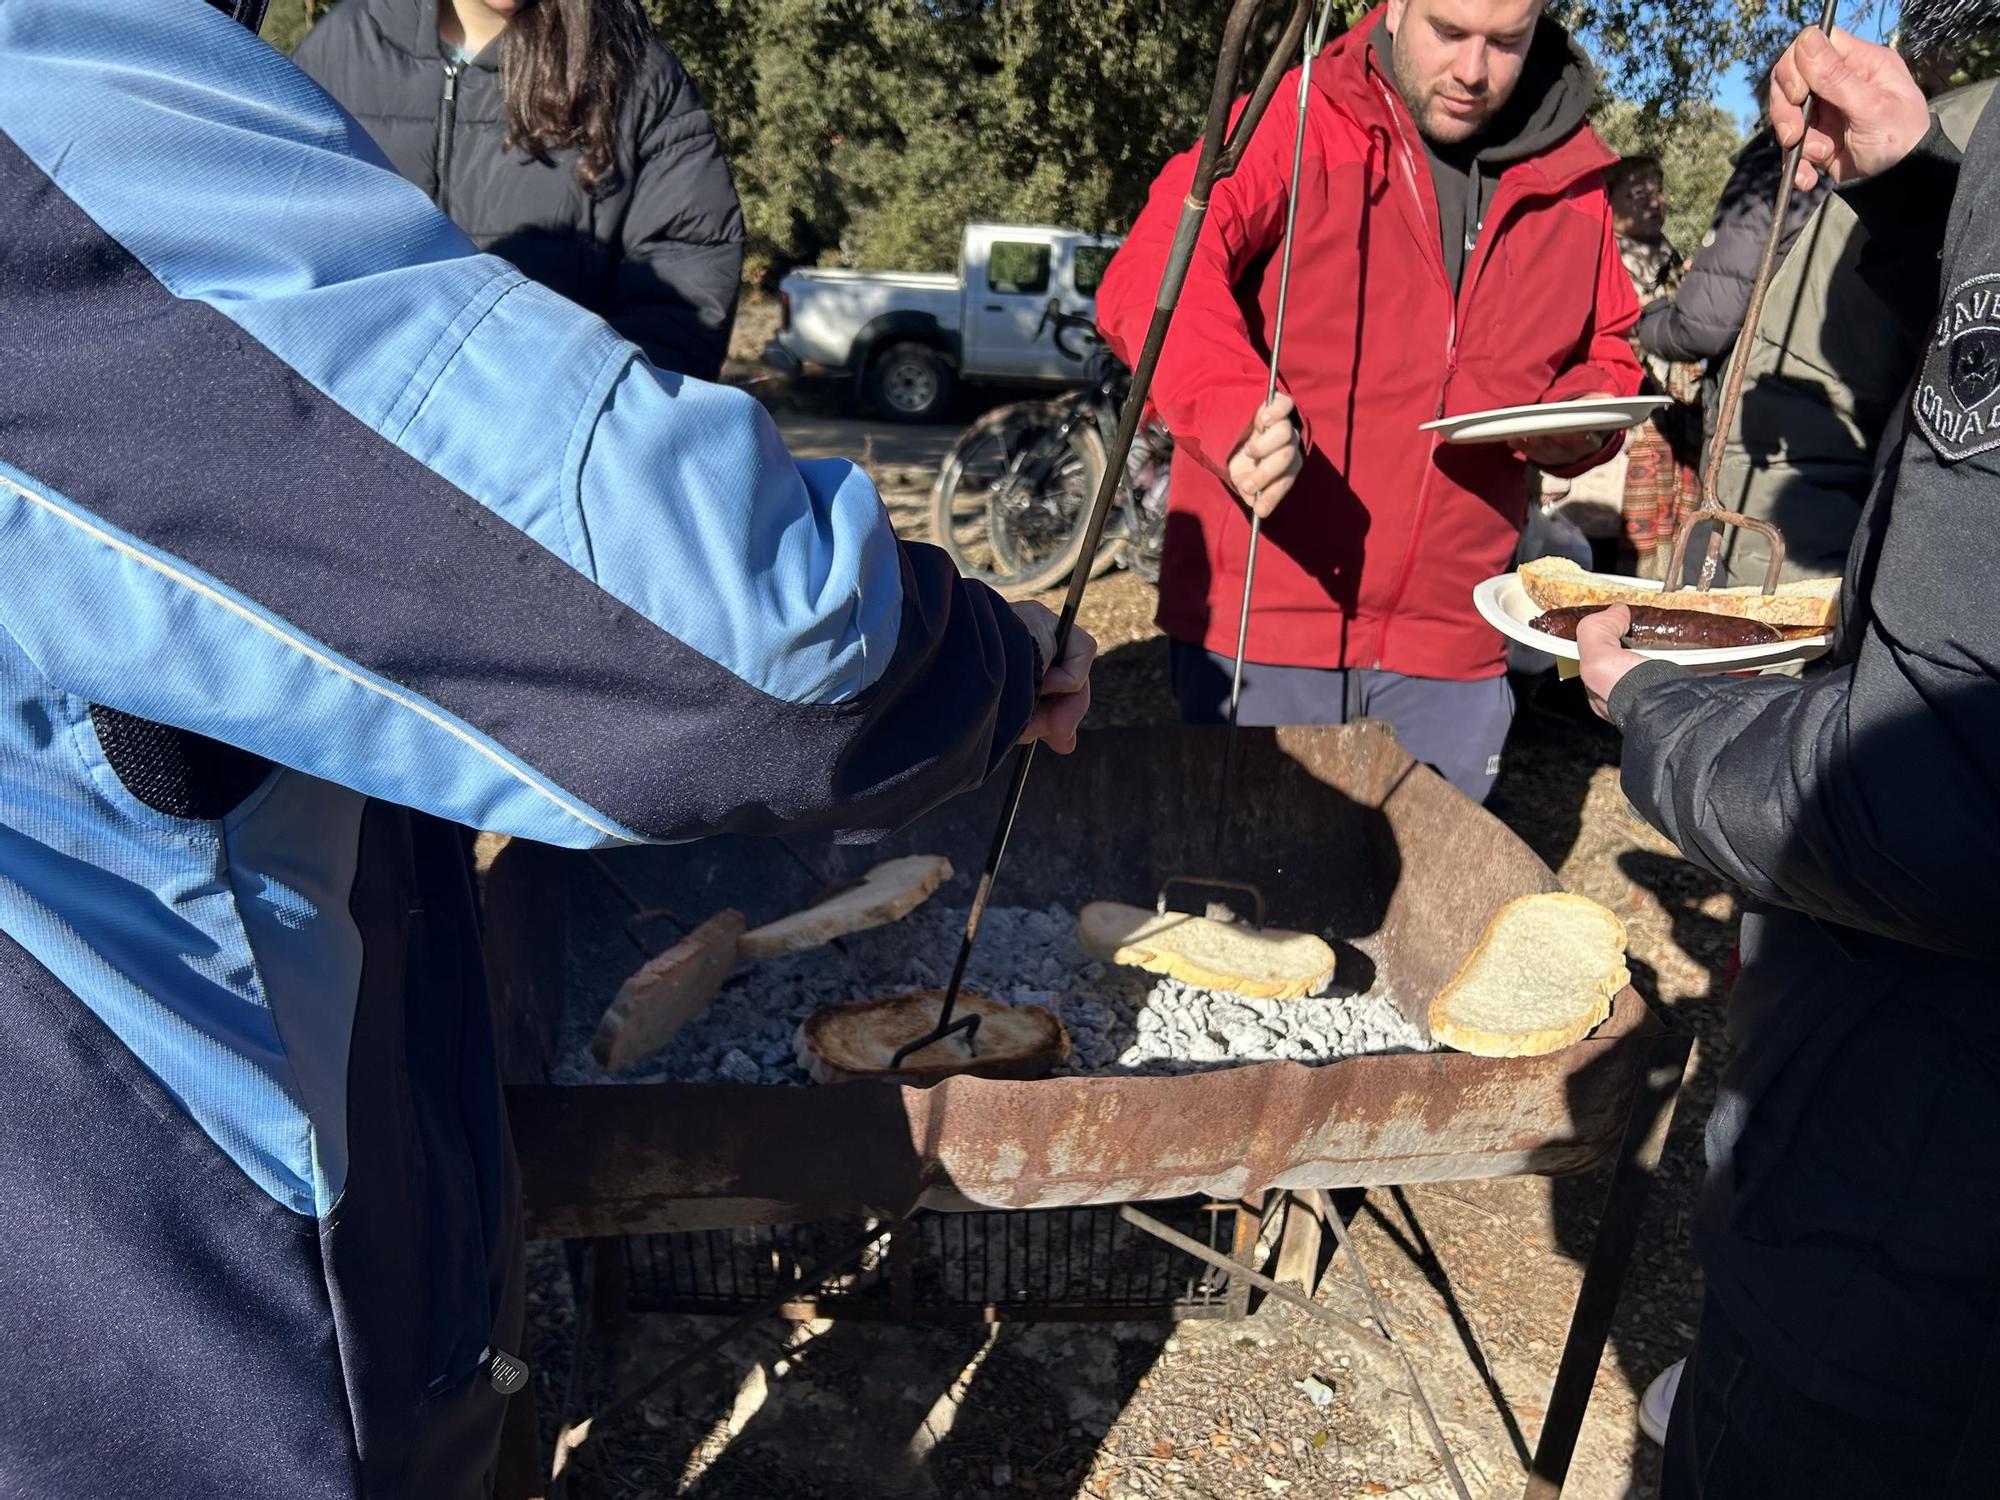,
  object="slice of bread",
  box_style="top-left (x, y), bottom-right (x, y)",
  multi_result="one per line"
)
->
top-left (1518, 557), bottom-right (1836, 632)
top-left (1427, 893), bottom-right (1628, 1058)
top-left (739, 855), bottom-right (952, 960)
top-left (591, 909), bottom-right (745, 1072)
top-left (796, 990), bottom-right (1070, 1085)
top-left (1077, 902), bottom-right (1337, 1001)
